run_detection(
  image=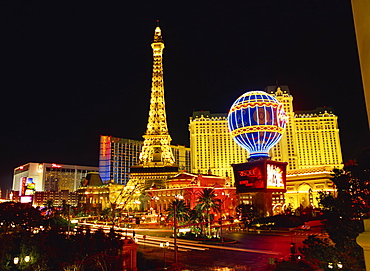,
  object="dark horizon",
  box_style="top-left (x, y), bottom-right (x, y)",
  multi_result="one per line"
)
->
top-left (1, 1), bottom-right (369, 194)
